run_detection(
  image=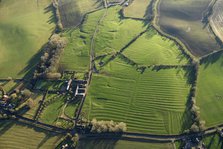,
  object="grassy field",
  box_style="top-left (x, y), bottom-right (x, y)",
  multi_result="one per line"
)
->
top-left (0, 0), bottom-right (55, 78)
top-left (83, 58), bottom-right (191, 134)
top-left (39, 93), bottom-right (78, 126)
top-left (34, 80), bottom-right (65, 91)
top-left (196, 53), bottom-right (223, 127)
top-left (123, 28), bottom-right (189, 65)
top-left (124, 0), bottom-right (152, 19)
top-left (77, 139), bottom-right (173, 149)
top-left (158, 0), bottom-right (221, 57)
top-left (203, 134), bottom-right (222, 149)
top-left (59, 9), bottom-right (106, 72)
top-left (0, 120), bottom-right (63, 149)
top-left (95, 6), bottom-right (147, 56)
top-left (59, 0), bottom-right (103, 28)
